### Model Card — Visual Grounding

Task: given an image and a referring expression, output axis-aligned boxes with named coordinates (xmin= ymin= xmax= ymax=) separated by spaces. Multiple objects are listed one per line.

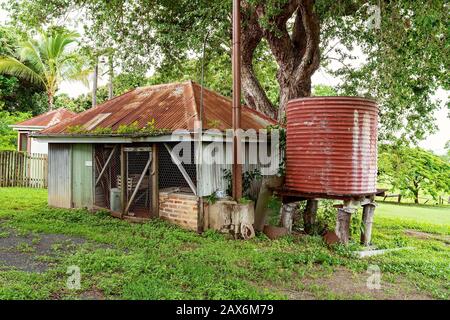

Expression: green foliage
xmin=205 ymin=193 xmax=218 ymax=205
xmin=238 ymin=197 xmax=252 ymax=205
xmin=0 ymin=27 xmax=46 ymax=115
xmin=312 ymin=85 xmax=338 ymax=97
xmin=378 ymin=144 xmax=450 ymax=203
xmin=0 ymin=188 xmax=448 ymax=299
xmin=223 ymin=168 xmax=232 ymax=196
xmin=66 ymin=125 xmax=86 ymax=134
xmin=116 ymin=121 xmax=140 ymax=135
xmin=267 ymin=195 xmax=282 ymax=226
xmin=3 ymin=0 xmax=448 ymax=139
xmin=324 ymin=0 xmax=449 ymax=141
xmin=90 ymin=126 xmax=113 ymax=135
xmin=222 ymin=168 xmax=262 ymax=200
xmin=0 ymin=110 xmax=31 ymax=150
xmin=66 ymin=119 xmax=169 ymax=136
xmin=267 ymin=124 xmax=286 ymax=176
xmin=0 ymin=27 xmax=89 ymax=110
xmin=243 ymin=168 xmax=262 ymax=193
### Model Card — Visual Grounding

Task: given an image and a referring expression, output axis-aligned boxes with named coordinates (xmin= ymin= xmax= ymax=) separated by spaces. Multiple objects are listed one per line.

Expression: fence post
xmin=397 ymin=195 xmax=402 ymax=203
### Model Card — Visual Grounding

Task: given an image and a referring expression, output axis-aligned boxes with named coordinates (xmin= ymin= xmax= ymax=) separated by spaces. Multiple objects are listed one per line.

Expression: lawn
xmin=376 ymin=202 xmax=450 ymax=229
xmin=0 ymin=188 xmax=449 ymax=300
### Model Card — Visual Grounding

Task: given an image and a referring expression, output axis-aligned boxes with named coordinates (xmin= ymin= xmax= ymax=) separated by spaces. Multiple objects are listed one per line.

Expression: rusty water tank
xmin=285 ymin=97 xmax=378 ymax=195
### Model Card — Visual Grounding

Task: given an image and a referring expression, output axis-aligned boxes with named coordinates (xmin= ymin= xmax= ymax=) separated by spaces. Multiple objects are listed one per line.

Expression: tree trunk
xmin=92 ymin=59 xmax=98 ymax=108
xmin=240 ymin=2 xmax=277 ymax=119
xmin=280 ymin=202 xmax=297 ymax=232
xmin=108 ymin=54 xmax=114 ymax=100
xmin=239 ymin=0 xmax=320 ymax=121
xmin=47 ymin=92 xmax=54 ymax=111
xmin=360 ymin=203 xmax=376 ymax=246
xmin=278 ymin=75 xmax=313 ymax=122
xmin=303 ymin=199 xmax=318 ymax=234
xmin=241 ymin=64 xmax=277 ymax=118
xmin=336 ymin=208 xmax=351 ymax=245
xmin=413 ymin=187 xmax=419 ymax=204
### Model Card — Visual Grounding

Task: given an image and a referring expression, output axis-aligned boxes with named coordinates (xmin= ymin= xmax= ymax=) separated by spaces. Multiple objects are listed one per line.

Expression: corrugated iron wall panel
xmin=71 ymin=144 xmax=93 ymax=208
xmin=48 ymin=144 xmax=72 ymax=208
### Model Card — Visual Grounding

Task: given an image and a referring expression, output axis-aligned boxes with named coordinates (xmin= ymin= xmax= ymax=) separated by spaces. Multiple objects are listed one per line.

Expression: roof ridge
xmin=185 ymin=80 xmax=200 ymax=125
xmin=190 ymin=81 xmax=277 ymax=124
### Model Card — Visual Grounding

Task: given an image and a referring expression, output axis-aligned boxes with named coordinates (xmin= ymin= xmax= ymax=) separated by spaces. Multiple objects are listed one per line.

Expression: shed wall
xmin=197 ymin=141 xmax=280 ymax=197
xmin=72 ymin=144 xmax=93 ymax=208
xmin=48 ymin=143 xmax=72 ymax=208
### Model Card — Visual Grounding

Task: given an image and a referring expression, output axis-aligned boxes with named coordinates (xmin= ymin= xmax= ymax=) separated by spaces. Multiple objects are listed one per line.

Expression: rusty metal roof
xmin=13 ymin=108 xmax=76 ymax=128
xmin=39 ymin=81 xmax=276 ymax=135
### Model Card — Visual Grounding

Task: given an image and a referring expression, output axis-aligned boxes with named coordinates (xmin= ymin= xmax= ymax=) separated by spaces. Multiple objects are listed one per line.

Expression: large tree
xmin=4 ymin=0 xmax=448 ymax=139
xmin=378 ymin=144 xmax=450 ymax=204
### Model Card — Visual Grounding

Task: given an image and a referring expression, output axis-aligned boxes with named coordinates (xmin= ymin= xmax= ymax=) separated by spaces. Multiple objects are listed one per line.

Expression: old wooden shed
xmin=35 ymin=81 xmax=279 ymax=231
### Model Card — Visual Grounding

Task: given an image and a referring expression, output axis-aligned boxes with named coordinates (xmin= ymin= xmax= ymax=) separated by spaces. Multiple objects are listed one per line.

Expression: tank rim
xmin=288 ymin=96 xmax=377 ymax=104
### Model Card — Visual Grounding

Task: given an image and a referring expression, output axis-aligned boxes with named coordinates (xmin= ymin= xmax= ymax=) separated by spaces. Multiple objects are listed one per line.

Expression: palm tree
xmin=0 ymin=29 xmax=89 ymax=110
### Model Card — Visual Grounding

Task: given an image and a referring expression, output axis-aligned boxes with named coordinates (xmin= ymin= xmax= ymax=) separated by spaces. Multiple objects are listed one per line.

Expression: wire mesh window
xmin=126 ymin=149 xmax=152 ymax=217
xmin=159 ymin=142 xmax=197 ymax=194
xmin=94 ymin=144 xmax=121 ymax=209
xmin=94 ymin=142 xmax=197 ymax=217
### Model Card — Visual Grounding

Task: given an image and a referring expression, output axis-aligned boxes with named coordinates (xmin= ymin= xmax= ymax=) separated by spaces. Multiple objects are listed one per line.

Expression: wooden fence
xmin=380 ymin=193 xmax=450 ymax=205
xmin=0 ymin=151 xmax=48 ymax=188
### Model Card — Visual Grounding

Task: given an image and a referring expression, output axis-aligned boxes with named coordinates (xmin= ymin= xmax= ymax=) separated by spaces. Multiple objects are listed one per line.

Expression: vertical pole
xmin=120 ymin=145 xmax=127 ymax=218
xmin=151 ymin=143 xmax=159 ymax=218
xmin=303 ymin=199 xmax=318 ymax=234
xmin=336 ymin=201 xmax=354 ymax=245
xmin=92 ymin=56 xmax=98 ymax=108
xmin=232 ymin=0 xmax=242 ymax=201
xmin=361 ymin=203 xmax=376 ymax=246
xmin=108 ymin=54 xmax=114 ymax=100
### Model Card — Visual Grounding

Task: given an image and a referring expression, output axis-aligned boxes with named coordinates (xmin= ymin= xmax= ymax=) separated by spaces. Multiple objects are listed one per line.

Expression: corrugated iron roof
xmin=39 ymin=81 xmax=277 ymax=135
xmin=14 ymin=108 xmax=76 ymax=128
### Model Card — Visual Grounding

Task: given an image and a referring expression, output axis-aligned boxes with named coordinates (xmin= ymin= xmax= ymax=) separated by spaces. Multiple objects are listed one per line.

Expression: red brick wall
xmin=159 ymin=191 xmax=198 ymax=231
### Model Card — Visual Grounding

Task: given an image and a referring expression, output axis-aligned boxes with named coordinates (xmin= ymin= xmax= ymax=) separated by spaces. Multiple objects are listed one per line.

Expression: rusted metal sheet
xmin=285 ymin=97 xmax=378 ymax=195
xmin=71 ymin=144 xmax=93 ymax=208
xmin=13 ymin=109 xmax=76 ymax=127
xmin=48 ymin=143 xmax=72 ymax=208
xmin=40 ymin=81 xmax=276 ymax=135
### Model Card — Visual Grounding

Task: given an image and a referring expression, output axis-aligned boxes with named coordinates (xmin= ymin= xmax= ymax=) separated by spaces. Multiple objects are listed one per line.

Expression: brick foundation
xmin=159 ymin=190 xmax=198 ymax=231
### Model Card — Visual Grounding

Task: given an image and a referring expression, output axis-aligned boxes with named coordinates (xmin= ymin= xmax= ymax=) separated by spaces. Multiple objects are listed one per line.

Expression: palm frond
xmin=0 ymin=56 xmax=45 ymax=87
xmin=17 ymin=40 xmax=46 ymax=75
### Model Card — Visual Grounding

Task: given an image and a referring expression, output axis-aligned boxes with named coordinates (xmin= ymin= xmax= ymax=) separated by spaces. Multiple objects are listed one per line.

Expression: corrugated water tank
xmin=285 ymin=97 xmax=378 ymax=195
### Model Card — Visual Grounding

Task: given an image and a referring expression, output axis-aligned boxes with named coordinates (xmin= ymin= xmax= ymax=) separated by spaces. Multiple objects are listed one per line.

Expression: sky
xmin=1 ymin=2 xmax=449 ymax=155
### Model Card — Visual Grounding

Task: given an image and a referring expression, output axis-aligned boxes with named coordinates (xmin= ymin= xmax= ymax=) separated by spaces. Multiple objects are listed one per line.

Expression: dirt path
xmin=269 ymin=267 xmax=433 ymax=300
xmin=0 ymin=225 xmax=86 ymax=273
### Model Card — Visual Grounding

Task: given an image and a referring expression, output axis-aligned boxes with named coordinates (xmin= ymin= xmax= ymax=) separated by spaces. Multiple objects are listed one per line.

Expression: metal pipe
xmin=200 ymin=30 xmax=210 ymax=127
xmin=232 ymin=0 xmax=243 ymax=201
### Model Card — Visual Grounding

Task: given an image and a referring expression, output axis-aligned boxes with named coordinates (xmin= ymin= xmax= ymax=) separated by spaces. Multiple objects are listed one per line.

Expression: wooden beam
xmin=124 ymin=153 xmax=152 ymax=214
xmin=303 ymin=199 xmax=318 ymax=234
xmin=151 ymin=143 xmax=159 ymax=218
xmin=163 ymin=143 xmax=197 ymax=196
xmin=336 ymin=201 xmax=356 ymax=245
xmin=95 ymin=145 xmax=117 ymax=186
xmin=120 ymin=144 xmax=127 ymax=218
xmin=361 ymin=203 xmax=376 ymax=246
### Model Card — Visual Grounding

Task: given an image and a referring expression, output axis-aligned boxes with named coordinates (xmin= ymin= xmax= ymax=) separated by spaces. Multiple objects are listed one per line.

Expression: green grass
xmin=0 ymin=188 xmax=449 ymax=300
xmin=376 ymin=202 xmax=450 ymax=234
